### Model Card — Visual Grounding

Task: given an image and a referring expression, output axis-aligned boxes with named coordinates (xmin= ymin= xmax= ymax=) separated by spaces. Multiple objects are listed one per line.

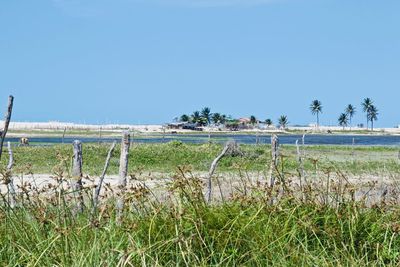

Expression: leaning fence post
xmin=116 ymin=132 xmax=130 ymax=223
xmin=6 ymin=142 xmax=16 ymax=208
xmin=0 ymin=95 xmax=14 ymax=161
xmin=71 ymin=140 xmax=84 ymax=213
xmin=207 ymin=141 xmax=235 ymax=203
xmin=92 ymin=141 xmax=116 ymax=215
xmin=269 ymin=135 xmax=279 ymax=188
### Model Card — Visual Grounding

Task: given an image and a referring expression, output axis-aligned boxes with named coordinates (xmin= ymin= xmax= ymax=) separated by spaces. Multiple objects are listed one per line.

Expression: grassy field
xmin=2 ymin=142 xmax=400 ymax=266
xmin=2 ymin=142 xmax=400 ymax=176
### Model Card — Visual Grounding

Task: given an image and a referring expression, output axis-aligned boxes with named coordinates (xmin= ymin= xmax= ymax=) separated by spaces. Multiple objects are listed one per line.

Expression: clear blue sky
xmin=1 ymin=0 xmax=399 ymax=126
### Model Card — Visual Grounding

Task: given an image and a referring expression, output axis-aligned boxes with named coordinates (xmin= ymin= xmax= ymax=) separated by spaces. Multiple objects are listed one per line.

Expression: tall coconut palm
xmin=362 ymin=98 xmax=373 ymax=130
xmin=278 ymin=115 xmax=288 ymax=130
xmin=220 ymin=114 xmax=227 ymax=125
xmin=180 ymin=114 xmax=190 ymax=122
xmin=310 ymin=100 xmax=323 ymax=128
xmin=212 ymin=113 xmax=221 ymax=124
xmin=345 ymin=104 xmax=356 ymax=129
xmin=192 ymin=111 xmax=200 ymax=124
xmin=250 ymin=115 xmax=257 ymax=126
xmin=368 ymin=105 xmax=378 ymax=131
xmin=265 ymin=119 xmax=273 ymax=128
xmin=338 ymin=113 xmax=349 ymax=130
xmin=201 ymin=107 xmax=211 ymax=125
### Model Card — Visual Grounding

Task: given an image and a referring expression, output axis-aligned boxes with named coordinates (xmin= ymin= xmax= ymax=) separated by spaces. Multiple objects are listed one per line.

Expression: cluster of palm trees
xmin=310 ymin=98 xmax=379 ymax=131
xmin=179 ymin=98 xmax=379 ymax=131
xmin=180 ymin=107 xmax=229 ymax=126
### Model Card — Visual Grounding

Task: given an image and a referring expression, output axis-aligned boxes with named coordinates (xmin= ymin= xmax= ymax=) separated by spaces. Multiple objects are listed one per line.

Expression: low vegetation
xmin=1 ymin=142 xmax=400 ymax=265
xmin=3 ymin=142 xmax=400 ymax=175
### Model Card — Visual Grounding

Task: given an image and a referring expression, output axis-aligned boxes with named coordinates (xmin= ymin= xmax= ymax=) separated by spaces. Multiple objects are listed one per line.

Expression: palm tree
xmin=338 ymin=113 xmax=349 ymax=130
xmin=180 ymin=114 xmax=190 ymax=122
xmin=345 ymin=104 xmax=356 ymax=129
xmin=362 ymin=98 xmax=373 ymax=130
xmin=278 ymin=115 xmax=288 ymax=130
xmin=250 ymin=115 xmax=257 ymax=126
xmin=201 ymin=107 xmax=211 ymax=125
xmin=310 ymin=100 xmax=322 ymax=128
xmin=265 ymin=119 xmax=273 ymax=128
xmin=220 ymin=114 xmax=227 ymax=125
xmin=212 ymin=113 xmax=221 ymax=124
xmin=368 ymin=105 xmax=378 ymax=131
xmin=192 ymin=111 xmax=200 ymax=124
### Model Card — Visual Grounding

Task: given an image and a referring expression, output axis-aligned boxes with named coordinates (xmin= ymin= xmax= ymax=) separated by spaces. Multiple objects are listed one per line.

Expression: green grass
xmin=2 ymin=190 xmax=400 ymax=266
xmin=2 ymin=142 xmax=400 ymax=176
xmin=2 ymin=142 xmax=400 ymax=265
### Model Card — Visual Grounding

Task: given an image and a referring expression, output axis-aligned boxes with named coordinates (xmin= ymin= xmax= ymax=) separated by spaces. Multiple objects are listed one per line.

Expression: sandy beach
xmin=2 ymin=121 xmax=400 ymax=136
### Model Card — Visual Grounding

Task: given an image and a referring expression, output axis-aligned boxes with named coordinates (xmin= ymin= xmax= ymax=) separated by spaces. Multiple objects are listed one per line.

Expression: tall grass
xmin=1 ymin=143 xmax=400 ymax=266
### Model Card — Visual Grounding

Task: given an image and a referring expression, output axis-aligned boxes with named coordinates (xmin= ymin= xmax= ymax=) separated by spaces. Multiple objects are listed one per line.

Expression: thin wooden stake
xmin=206 ymin=141 xmax=234 ymax=203
xmin=0 ymin=95 xmax=14 ymax=161
xmin=92 ymin=141 xmax=116 ymax=214
xmin=269 ymin=135 xmax=279 ymax=187
xmin=99 ymin=126 xmax=102 ymax=144
xmin=71 ymin=140 xmax=84 ymax=213
xmin=6 ymin=142 xmax=16 ymax=208
xmin=62 ymin=127 xmax=67 ymax=144
xmin=116 ymin=132 xmax=130 ymax=223
xmin=296 ymin=139 xmax=305 ymax=190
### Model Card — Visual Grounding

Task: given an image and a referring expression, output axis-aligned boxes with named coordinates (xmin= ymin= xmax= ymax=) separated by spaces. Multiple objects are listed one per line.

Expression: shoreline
xmin=2 ymin=121 xmax=400 ymax=137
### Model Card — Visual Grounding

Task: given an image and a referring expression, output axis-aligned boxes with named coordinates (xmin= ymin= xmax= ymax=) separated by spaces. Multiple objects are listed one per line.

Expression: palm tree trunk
xmin=371 ymin=120 xmax=374 ymax=131
xmin=349 ymin=117 xmax=352 ymax=131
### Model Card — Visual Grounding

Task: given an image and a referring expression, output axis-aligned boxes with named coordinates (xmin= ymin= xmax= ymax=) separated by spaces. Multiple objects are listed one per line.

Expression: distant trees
xmin=212 ymin=113 xmax=222 ymax=124
xmin=180 ymin=114 xmax=190 ymax=122
xmin=362 ymin=98 xmax=379 ymax=131
xmin=310 ymin=100 xmax=322 ymax=128
xmin=278 ymin=115 xmax=288 ymax=129
xmin=201 ymin=107 xmax=211 ymax=125
xmin=179 ymin=108 xmax=228 ymax=126
xmin=192 ymin=111 xmax=201 ymax=124
xmin=362 ymin=98 xmax=373 ymax=130
xmin=345 ymin=104 xmax=356 ymax=129
xmin=176 ymin=99 xmax=381 ymax=132
xmin=338 ymin=113 xmax=349 ymax=130
xmin=368 ymin=105 xmax=379 ymax=131
xmin=265 ymin=119 xmax=273 ymax=128
xmin=250 ymin=115 xmax=257 ymax=126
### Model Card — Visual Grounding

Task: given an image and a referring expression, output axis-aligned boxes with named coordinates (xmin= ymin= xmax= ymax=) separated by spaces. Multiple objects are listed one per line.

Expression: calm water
xmin=5 ymin=134 xmax=400 ymax=146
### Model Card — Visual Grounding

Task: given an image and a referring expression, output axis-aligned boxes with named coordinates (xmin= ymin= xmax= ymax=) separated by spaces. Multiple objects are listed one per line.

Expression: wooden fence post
xmin=99 ymin=126 xmax=102 ymax=144
xmin=269 ymin=135 xmax=279 ymax=187
xmin=6 ymin=142 xmax=16 ymax=208
xmin=71 ymin=140 xmax=84 ymax=213
xmin=0 ymin=95 xmax=14 ymax=161
xmin=92 ymin=141 xmax=116 ymax=215
xmin=207 ymin=141 xmax=235 ymax=203
xmin=62 ymin=127 xmax=67 ymax=144
xmin=116 ymin=132 xmax=130 ymax=223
